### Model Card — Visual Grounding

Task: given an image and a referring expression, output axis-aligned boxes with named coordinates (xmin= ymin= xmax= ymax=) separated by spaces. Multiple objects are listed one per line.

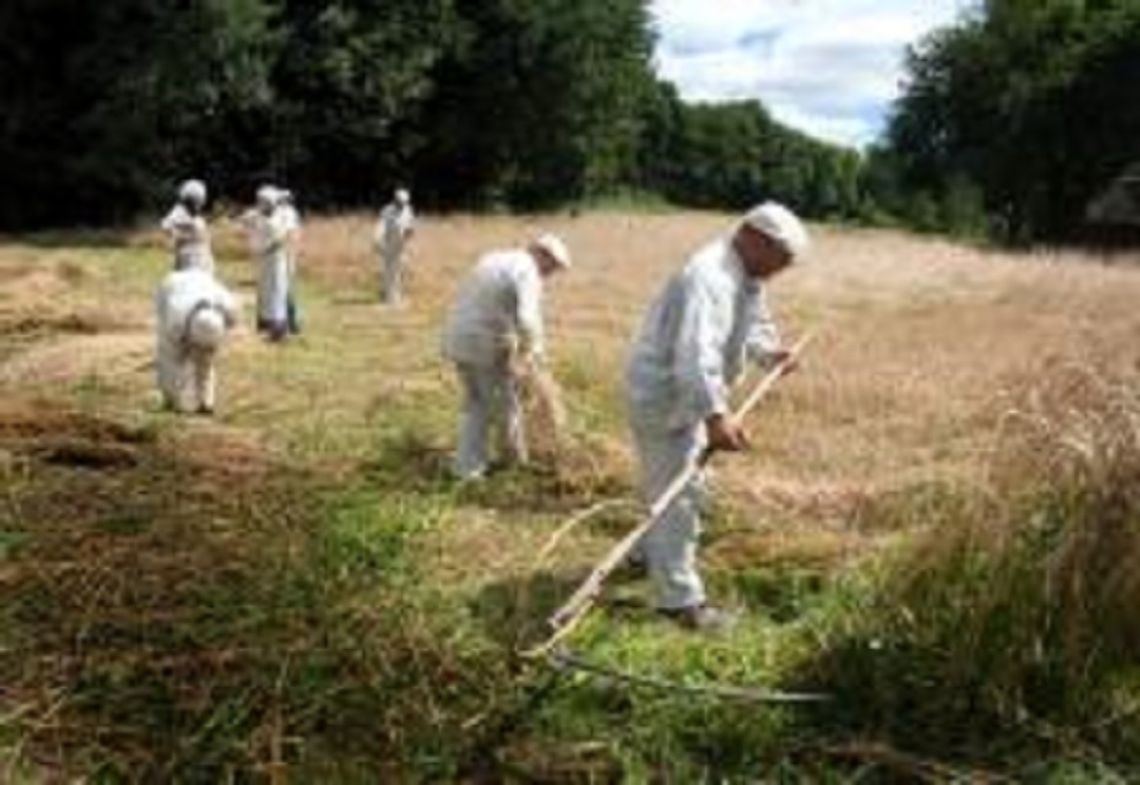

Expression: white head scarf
xmin=256 ymin=185 xmax=279 ymax=209
xmin=178 ymin=179 xmax=207 ymax=207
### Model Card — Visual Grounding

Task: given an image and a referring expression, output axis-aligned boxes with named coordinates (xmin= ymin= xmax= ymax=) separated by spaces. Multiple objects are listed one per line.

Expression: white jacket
xmin=155 ymin=268 xmax=238 ymax=345
xmin=375 ymin=202 xmax=415 ymax=257
xmin=161 ymin=204 xmax=214 ymax=273
xmin=242 ymin=207 xmax=290 ymax=258
xmin=442 ymin=249 xmax=545 ymax=366
xmin=626 ymin=237 xmax=781 ymax=430
xmin=240 ymin=208 xmax=290 ymax=324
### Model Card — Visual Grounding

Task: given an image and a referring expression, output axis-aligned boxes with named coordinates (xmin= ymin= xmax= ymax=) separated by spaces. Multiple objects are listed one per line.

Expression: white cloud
xmin=651 ymin=0 xmax=979 ymax=148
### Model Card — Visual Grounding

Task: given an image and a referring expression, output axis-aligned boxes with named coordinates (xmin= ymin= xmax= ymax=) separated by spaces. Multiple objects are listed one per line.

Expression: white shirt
xmin=375 ymin=202 xmax=415 ymax=255
xmin=241 ymin=207 xmax=290 ymax=258
xmin=442 ymin=249 xmax=545 ymax=366
xmin=160 ymin=204 xmax=213 ymax=272
xmin=626 ymin=237 xmax=781 ymax=430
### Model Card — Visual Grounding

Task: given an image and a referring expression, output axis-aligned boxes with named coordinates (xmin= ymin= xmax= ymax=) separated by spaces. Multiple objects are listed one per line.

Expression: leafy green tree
xmin=414 ymin=0 xmax=654 ymax=208
xmin=644 ymin=98 xmax=866 ymax=219
xmin=0 ymin=0 xmax=870 ymax=228
xmin=882 ymin=0 xmax=1140 ymax=243
xmin=0 ymin=0 xmax=277 ymax=228
xmin=270 ymin=0 xmax=461 ymax=205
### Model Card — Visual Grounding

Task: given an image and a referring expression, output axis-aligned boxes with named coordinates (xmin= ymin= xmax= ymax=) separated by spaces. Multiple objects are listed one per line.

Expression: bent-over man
xmin=154 ymin=267 xmax=238 ymax=415
xmin=442 ymin=233 xmax=571 ymax=479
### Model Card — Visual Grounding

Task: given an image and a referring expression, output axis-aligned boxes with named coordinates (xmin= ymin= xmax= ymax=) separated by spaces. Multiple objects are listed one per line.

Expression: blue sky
xmin=651 ymin=0 xmax=978 ymax=149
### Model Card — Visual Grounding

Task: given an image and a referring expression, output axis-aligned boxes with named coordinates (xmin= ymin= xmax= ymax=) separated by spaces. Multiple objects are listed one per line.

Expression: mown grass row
xmin=4 ymin=236 xmax=1140 ymax=781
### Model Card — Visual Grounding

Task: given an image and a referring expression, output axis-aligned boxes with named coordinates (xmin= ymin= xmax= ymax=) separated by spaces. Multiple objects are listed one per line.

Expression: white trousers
xmin=453 ymin=361 xmax=527 ymax=478
xmin=381 ymin=248 xmax=404 ymax=304
xmin=630 ymin=413 xmax=708 ymax=610
xmin=258 ymin=251 xmax=289 ymax=328
xmin=156 ymin=335 xmax=217 ymax=412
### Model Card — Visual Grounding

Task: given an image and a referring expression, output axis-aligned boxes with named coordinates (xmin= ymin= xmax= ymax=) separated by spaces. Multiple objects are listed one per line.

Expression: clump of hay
xmin=0 ymin=400 xmax=154 ymax=468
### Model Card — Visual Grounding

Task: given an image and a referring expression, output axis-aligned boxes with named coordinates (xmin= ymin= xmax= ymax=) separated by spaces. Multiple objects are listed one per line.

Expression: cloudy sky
xmin=651 ymin=0 xmax=978 ymax=149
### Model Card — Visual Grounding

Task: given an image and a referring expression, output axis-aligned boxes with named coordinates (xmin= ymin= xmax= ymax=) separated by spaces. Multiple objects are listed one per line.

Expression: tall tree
xmin=643 ymin=97 xmax=865 ymax=219
xmin=414 ymin=0 xmax=655 ymax=208
xmin=0 ymin=0 xmax=277 ymax=228
xmin=0 ymin=0 xmax=868 ymax=229
xmin=884 ymin=0 xmax=1140 ymax=243
xmin=270 ymin=0 xmax=461 ymax=206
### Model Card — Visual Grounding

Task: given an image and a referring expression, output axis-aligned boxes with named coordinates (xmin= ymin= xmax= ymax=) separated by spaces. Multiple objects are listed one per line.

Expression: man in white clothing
xmin=442 ymin=233 xmax=571 ymax=479
xmin=278 ymin=189 xmax=303 ymax=334
xmin=241 ymin=185 xmax=291 ymax=341
xmin=154 ymin=268 xmax=239 ymax=415
xmin=161 ymin=179 xmax=214 ymax=274
xmin=625 ymin=202 xmax=809 ymax=631
xmin=375 ymin=188 xmax=416 ymax=304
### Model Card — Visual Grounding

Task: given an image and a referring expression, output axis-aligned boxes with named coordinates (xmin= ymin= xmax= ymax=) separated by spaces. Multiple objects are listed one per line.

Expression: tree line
xmin=871 ymin=0 xmax=1140 ymax=245
xmin=2 ymin=0 xmax=1136 ymax=245
xmin=0 ymin=0 xmax=863 ymax=230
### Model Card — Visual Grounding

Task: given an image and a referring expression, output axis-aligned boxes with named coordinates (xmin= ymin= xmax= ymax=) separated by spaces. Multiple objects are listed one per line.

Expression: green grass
xmin=3 ymin=236 xmax=1140 ymax=781
xmin=566 ymin=189 xmax=679 ymax=214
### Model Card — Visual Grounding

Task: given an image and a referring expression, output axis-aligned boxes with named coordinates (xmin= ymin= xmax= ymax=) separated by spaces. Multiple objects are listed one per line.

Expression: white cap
xmin=742 ymin=201 xmax=810 ymax=261
xmin=531 ymin=232 xmax=571 ymax=269
xmin=395 ymin=188 xmax=411 ymax=205
xmin=187 ymin=308 xmax=226 ymax=351
xmin=178 ymin=179 xmax=207 ymax=206
xmin=256 ymin=185 xmax=279 ymax=208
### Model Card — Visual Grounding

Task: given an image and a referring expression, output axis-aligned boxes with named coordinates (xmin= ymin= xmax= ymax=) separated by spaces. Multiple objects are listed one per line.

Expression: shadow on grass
xmin=712 ymin=565 xmax=828 ymax=624
xmin=783 ymin=576 xmax=1140 ymax=778
xmin=784 ymin=634 xmax=1044 ymax=780
xmin=360 ymin=428 xmax=455 ymax=493
xmin=362 ymin=428 xmax=633 ymax=516
xmin=459 ymin=462 xmax=632 ymax=516
xmin=470 ymin=569 xmax=589 ymax=653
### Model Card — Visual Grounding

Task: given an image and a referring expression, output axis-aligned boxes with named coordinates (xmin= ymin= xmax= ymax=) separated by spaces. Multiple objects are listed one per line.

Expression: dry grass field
xmin=287 ymin=211 xmax=1140 ymax=570
xmin=2 ymin=210 xmax=1140 ymax=780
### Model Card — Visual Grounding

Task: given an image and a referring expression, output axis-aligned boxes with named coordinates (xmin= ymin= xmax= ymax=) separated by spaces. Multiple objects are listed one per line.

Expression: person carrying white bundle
xmin=375 ymin=188 xmax=416 ymax=304
xmin=625 ymin=201 xmax=809 ymax=631
xmin=154 ymin=268 xmax=238 ymax=415
xmin=241 ymin=185 xmax=292 ymax=341
xmin=160 ymin=179 xmax=214 ymax=274
xmin=442 ymin=233 xmax=572 ymax=479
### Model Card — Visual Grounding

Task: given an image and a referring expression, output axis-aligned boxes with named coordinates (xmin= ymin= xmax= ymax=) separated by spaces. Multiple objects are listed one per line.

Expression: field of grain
xmin=2 ymin=211 xmax=1139 ymax=780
